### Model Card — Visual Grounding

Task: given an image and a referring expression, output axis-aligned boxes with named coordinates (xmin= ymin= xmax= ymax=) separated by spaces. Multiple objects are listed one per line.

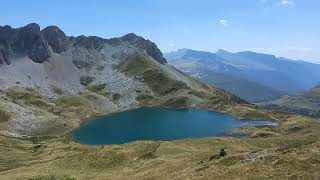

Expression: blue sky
xmin=1 ymin=0 xmax=319 ymax=62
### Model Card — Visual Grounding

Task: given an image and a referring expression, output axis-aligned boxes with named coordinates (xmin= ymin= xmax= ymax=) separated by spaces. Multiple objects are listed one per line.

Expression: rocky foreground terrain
xmin=0 ymin=24 xmax=319 ymax=179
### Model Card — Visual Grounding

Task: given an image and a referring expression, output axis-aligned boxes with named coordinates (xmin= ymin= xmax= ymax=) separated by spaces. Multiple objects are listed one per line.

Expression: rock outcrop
xmin=0 ymin=46 xmax=10 ymax=65
xmin=28 ymin=35 xmax=51 ymax=63
xmin=73 ymin=35 xmax=105 ymax=50
xmin=41 ymin=26 xmax=69 ymax=53
xmin=0 ymin=23 xmax=51 ymax=63
xmin=0 ymin=25 xmax=17 ymax=65
xmin=0 ymin=23 xmax=167 ymax=65
xmin=120 ymin=33 xmax=167 ymax=64
xmin=16 ymin=23 xmax=52 ymax=62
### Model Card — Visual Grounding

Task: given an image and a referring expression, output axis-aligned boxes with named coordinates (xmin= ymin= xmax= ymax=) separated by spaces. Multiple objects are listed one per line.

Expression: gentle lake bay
xmin=72 ymin=108 xmax=277 ymax=145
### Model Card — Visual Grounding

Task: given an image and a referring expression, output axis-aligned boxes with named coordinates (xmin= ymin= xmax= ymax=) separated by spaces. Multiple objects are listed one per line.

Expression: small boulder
xmin=220 ymin=148 xmax=227 ymax=157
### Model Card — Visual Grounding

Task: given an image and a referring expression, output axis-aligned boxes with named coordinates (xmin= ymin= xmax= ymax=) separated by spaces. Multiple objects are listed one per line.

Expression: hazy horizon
xmin=1 ymin=0 xmax=319 ymax=63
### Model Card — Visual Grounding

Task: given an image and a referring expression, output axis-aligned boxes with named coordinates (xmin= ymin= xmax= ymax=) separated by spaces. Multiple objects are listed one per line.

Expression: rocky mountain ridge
xmin=0 ymin=23 xmax=166 ymax=65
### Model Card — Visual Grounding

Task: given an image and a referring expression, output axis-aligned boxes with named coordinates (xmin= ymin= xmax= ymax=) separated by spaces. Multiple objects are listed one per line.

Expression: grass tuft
xmin=118 ymin=53 xmax=189 ymax=95
xmin=80 ymin=76 xmax=95 ymax=86
xmin=88 ymin=83 xmax=109 ymax=96
xmin=0 ymin=108 xmax=10 ymax=122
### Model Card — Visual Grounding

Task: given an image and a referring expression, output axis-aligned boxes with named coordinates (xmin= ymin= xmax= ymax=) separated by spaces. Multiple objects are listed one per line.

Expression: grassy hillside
xmin=260 ymin=86 xmax=320 ymax=118
xmin=0 ymin=108 xmax=10 ymax=123
xmin=198 ymin=70 xmax=284 ymax=102
xmin=0 ymin=114 xmax=320 ymax=179
xmin=116 ymin=53 xmax=252 ymax=112
xmin=117 ymin=54 xmax=189 ymax=95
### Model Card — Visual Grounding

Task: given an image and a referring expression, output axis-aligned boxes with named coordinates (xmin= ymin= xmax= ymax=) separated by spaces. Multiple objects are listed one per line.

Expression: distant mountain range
xmin=165 ymin=49 xmax=320 ymax=102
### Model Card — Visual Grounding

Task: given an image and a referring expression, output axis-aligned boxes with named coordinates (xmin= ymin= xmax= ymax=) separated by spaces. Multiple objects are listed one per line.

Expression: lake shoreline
xmin=71 ymin=107 xmax=279 ymax=146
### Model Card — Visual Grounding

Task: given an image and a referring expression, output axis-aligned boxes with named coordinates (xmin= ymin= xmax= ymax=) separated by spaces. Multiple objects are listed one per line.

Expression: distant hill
xmin=260 ymin=85 xmax=320 ymax=118
xmin=165 ymin=49 xmax=320 ymax=102
xmin=197 ymin=70 xmax=284 ymax=102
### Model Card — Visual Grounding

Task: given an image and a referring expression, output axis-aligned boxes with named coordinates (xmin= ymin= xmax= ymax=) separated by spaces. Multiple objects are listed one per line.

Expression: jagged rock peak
xmin=120 ymin=33 xmax=167 ymax=64
xmin=17 ymin=23 xmax=41 ymax=50
xmin=41 ymin=26 xmax=69 ymax=53
xmin=0 ymin=23 xmax=71 ymax=63
xmin=121 ymin=33 xmax=142 ymax=41
xmin=73 ymin=35 xmax=105 ymax=50
xmin=0 ymin=23 xmax=167 ymax=65
xmin=19 ymin=23 xmax=41 ymax=35
xmin=0 ymin=23 xmax=51 ymax=63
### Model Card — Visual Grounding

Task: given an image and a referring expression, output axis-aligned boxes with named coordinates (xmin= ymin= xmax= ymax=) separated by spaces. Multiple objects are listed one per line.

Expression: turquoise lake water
xmin=72 ymin=108 xmax=277 ymax=145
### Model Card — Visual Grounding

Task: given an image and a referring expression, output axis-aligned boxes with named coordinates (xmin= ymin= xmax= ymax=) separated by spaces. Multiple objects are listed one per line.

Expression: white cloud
xmin=252 ymin=48 xmax=266 ymax=51
xmin=251 ymin=47 xmax=276 ymax=53
xmin=280 ymin=0 xmax=294 ymax=6
xmin=287 ymin=46 xmax=313 ymax=52
xmin=219 ymin=19 xmax=229 ymax=27
xmin=260 ymin=0 xmax=294 ymax=7
xmin=169 ymin=43 xmax=175 ymax=47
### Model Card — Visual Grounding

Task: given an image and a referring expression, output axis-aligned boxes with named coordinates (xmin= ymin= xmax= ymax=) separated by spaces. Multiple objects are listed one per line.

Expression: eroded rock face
xmin=28 ymin=35 xmax=51 ymax=63
xmin=121 ymin=33 xmax=167 ymax=64
xmin=0 ymin=47 xmax=10 ymax=65
xmin=0 ymin=23 xmax=167 ymax=65
xmin=0 ymin=25 xmax=17 ymax=65
xmin=0 ymin=23 xmax=52 ymax=63
xmin=41 ymin=26 xmax=69 ymax=53
xmin=0 ymin=50 xmax=5 ymax=64
xmin=73 ymin=35 xmax=105 ymax=50
xmin=17 ymin=23 xmax=41 ymax=50
xmin=18 ymin=24 xmax=52 ymax=63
